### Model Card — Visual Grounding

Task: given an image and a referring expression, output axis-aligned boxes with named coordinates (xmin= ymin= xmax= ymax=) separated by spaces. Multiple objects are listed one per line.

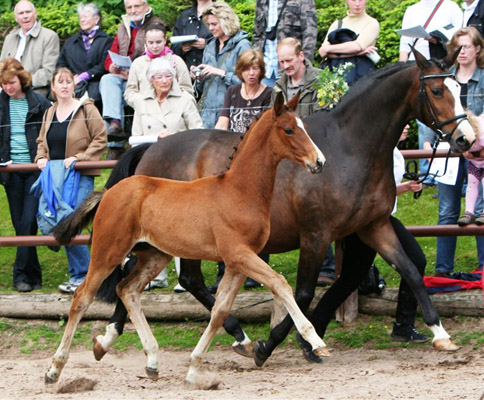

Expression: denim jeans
xmin=99 ymin=73 xmax=126 ymax=149
xmin=417 ymin=120 xmax=436 ymax=185
xmin=436 ymin=158 xmax=484 ymax=274
xmin=262 ymin=71 xmax=278 ymax=88
xmin=4 ymin=171 xmax=42 ymax=286
xmin=64 ymin=175 xmax=94 ymax=282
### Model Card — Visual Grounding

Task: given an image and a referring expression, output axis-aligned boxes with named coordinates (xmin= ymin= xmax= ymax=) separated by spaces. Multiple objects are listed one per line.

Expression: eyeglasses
xmin=152 ymin=74 xmax=174 ymax=81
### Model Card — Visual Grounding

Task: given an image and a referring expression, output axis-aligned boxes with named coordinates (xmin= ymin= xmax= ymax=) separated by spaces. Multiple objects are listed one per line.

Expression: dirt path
xmin=1 ymin=340 xmax=483 ymax=399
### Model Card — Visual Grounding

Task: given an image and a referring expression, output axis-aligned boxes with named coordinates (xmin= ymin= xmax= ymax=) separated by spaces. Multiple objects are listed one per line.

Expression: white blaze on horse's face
xmin=296 ymin=116 xmax=326 ymax=172
xmin=444 ymin=77 xmax=476 ymax=145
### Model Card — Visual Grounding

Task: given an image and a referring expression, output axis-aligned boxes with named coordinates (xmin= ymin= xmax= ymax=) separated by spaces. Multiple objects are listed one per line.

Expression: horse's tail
xmin=105 ymin=143 xmax=151 ymax=189
xmin=53 ymin=191 xmax=104 ymax=245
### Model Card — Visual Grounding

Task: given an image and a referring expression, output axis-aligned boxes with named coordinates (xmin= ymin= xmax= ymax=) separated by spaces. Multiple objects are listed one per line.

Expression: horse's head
xmin=414 ymin=48 xmax=475 ymax=153
xmin=272 ymin=92 xmax=325 ymax=173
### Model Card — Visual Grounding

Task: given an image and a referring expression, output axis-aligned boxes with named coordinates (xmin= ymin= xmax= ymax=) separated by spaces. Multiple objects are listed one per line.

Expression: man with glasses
xmin=100 ymin=0 xmax=165 ymax=160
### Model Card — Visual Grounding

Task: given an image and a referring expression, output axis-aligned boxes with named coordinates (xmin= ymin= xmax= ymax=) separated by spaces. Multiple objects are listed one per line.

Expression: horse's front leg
xmin=178 ymin=258 xmax=253 ymax=357
xmin=361 ymin=220 xmax=459 ymax=351
xmin=185 ymin=267 xmax=246 ymax=386
xmin=254 ymin=236 xmax=328 ymax=367
xmin=117 ymin=248 xmax=173 ymax=380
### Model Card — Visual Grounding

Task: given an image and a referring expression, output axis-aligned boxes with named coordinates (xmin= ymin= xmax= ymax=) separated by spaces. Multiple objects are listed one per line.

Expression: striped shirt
xmin=9 ymin=97 xmax=31 ymax=163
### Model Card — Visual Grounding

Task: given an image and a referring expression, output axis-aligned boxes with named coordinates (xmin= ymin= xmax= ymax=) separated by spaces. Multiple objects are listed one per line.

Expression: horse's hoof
xmin=254 ymin=340 xmax=270 ymax=367
xmin=145 ymin=367 xmax=159 ymax=381
xmin=92 ymin=337 xmax=108 ymax=361
xmin=232 ymin=342 xmax=255 ymax=358
xmin=433 ymin=338 xmax=460 ymax=352
xmin=301 ymin=348 xmax=323 ymax=363
xmin=313 ymin=346 xmax=331 ymax=357
xmin=45 ymin=371 xmax=58 ymax=384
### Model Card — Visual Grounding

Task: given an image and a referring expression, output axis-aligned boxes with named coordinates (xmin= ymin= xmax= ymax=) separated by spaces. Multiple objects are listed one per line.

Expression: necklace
xmin=244 ymin=83 xmax=261 ymax=106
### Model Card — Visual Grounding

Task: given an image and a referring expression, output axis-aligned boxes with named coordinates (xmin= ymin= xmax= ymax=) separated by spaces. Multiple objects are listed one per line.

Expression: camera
xmin=192 ymin=66 xmax=204 ymax=78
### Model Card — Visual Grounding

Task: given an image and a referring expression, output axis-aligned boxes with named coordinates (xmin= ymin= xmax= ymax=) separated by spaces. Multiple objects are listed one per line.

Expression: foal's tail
xmin=53 ymin=191 xmax=104 ymax=245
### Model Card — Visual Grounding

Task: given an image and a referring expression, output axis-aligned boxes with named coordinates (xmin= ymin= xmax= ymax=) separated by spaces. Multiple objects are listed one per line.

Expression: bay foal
xmin=46 ymin=93 xmax=326 ymax=386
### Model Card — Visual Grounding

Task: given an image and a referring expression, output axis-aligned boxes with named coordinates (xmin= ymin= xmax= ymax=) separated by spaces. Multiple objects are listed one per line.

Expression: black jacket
xmin=0 ymin=88 xmax=51 ymax=185
xmin=56 ymin=29 xmax=113 ymax=101
xmin=171 ymin=7 xmax=213 ymax=70
xmin=467 ymin=0 xmax=484 ymax=37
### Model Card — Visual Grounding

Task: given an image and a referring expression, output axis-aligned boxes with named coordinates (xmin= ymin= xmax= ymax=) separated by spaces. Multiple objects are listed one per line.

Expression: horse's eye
xmin=284 ymin=128 xmax=294 ymax=136
xmin=431 ymin=88 xmax=443 ymax=97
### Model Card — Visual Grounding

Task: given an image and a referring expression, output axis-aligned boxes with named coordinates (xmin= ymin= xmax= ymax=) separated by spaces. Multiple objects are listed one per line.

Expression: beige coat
xmin=124 ymin=53 xmax=193 ymax=108
xmin=132 ymin=80 xmax=203 ymax=137
xmin=1 ymin=21 xmax=59 ymax=95
xmin=35 ymin=98 xmax=107 ymax=175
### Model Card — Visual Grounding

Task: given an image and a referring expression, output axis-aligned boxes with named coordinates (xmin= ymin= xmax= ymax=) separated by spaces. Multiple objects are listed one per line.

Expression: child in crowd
xmin=458 ymin=113 xmax=484 ymax=226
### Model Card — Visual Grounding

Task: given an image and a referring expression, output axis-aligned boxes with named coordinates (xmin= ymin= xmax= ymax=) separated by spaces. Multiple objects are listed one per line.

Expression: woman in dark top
xmin=0 ymin=58 xmax=51 ymax=292
xmin=56 ymin=3 xmax=112 ymax=109
xmin=171 ymin=0 xmax=214 ymax=71
xmin=215 ymin=49 xmax=272 ymax=133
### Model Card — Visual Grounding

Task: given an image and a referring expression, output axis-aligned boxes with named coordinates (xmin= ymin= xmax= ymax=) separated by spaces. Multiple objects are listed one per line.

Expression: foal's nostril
xmin=455 ymin=136 xmax=468 ymax=148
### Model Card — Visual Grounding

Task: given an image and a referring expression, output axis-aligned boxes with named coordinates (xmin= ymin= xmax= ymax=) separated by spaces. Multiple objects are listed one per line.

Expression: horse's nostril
xmin=455 ymin=136 xmax=467 ymax=147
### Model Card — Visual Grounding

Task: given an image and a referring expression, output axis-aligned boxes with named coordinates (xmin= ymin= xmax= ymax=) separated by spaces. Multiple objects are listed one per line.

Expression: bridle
xmin=418 ymin=71 xmax=467 ymax=141
xmin=414 ymin=70 xmax=468 ymax=185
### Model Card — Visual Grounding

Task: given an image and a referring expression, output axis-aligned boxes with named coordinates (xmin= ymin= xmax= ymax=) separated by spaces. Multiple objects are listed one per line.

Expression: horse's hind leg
xmin=117 ymin=246 xmax=172 ymax=380
xmin=360 ymin=221 xmax=459 ymax=351
xmin=185 ymin=268 xmax=246 ymax=386
xmin=178 ymin=258 xmax=253 ymax=357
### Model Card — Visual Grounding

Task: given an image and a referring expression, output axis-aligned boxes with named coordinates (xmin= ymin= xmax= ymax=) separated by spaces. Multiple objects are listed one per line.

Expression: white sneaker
xmin=144 ymin=279 xmax=168 ymax=291
xmin=58 ymin=281 xmax=81 ymax=294
xmin=174 ymin=283 xmax=186 ymax=293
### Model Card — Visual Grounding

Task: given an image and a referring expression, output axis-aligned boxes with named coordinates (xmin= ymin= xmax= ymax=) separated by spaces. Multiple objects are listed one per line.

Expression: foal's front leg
xmin=185 ymin=267 xmax=246 ymax=386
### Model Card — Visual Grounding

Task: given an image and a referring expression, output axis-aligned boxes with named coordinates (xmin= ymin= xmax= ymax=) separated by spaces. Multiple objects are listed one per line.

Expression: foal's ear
xmin=273 ymin=91 xmax=285 ymax=117
xmin=412 ymin=47 xmax=431 ymax=70
xmin=286 ymin=91 xmax=300 ymax=112
xmin=443 ymin=46 xmax=461 ymax=68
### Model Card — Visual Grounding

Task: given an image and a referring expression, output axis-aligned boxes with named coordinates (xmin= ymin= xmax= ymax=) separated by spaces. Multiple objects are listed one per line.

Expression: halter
xmin=414 ymin=71 xmax=466 ymax=185
xmin=418 ymin=71 xmax=467 ymax=141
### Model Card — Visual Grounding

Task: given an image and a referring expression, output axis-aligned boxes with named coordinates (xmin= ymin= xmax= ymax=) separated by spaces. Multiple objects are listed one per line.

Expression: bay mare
xmin=69 ymin=50 xmax=473 ymax=370
xmin=47 ymin=94 xmax=326 ymax=386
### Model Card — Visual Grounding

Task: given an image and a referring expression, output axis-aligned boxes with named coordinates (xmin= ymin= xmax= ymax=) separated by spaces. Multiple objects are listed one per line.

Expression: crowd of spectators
xmin=0 ymin=0 xmax=483 ymax=336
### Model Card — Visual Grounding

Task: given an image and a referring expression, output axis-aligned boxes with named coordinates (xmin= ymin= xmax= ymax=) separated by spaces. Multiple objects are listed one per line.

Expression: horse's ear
xmin=412 ymin=46 xmax=431 ymax=70
xmin=286 ymin=91 xmax=300 ymax=112
xmin=443 ymin=46 xmax=461 ymax=68
xmin=273 ymin=91 xmax=285 ymax=117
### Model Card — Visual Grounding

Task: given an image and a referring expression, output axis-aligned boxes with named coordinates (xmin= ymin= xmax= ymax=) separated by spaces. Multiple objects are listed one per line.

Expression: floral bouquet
xmin=315 ymin=63 xmax=353 ymax=109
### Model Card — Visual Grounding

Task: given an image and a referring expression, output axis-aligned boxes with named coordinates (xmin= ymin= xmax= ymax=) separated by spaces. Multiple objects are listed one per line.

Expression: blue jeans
xmin=64 ymin=175 xmax=94 ymax=282
xmin=4 ymin=171 xmax=42 ymax=286
xmin=436 ymin=158 xmax=484 ymax=274
xmin=262 ymin=71 xmax=278 ymax=88
xmin=99 ymin=73 xmax=126 ymax=149
xmin=417 ymin=120 xmax=436 ymax=185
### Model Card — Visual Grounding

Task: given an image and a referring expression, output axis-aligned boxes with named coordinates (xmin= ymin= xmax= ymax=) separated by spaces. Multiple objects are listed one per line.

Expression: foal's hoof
xmin=145 ymin=367 xmax=159 ymax=381
xmin=92 ymin=337 xmax=108 ymax=361
xmin=45 ymin=371 xmax=59 ymax=385
xmin=254 ymin=340 xmax=270 ymax=367
xmin=433 ymin=338 xmax=460 ymax=352
xmin=313 ymin=346 xmax=331 ymax=358
xmin=232 ymin=342 xmax=255 ymax=358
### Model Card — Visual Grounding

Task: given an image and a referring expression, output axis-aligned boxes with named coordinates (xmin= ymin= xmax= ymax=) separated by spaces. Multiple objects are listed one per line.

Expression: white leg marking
xmin=96 ymin=323 xmax=119 ymax=352
xmin=429 ymin=322 xmax=451 ymax=342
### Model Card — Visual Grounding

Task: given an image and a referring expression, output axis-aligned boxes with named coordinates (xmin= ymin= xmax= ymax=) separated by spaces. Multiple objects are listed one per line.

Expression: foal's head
xmin=413 ymin=48 xmax=475 ymax=153
xmin=271 ymin=92 xmax=325 ymax=173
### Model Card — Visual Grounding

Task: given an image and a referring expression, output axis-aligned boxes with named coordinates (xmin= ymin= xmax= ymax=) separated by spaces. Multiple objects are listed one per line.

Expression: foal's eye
xmin=431 ymin=88 xmax=443 ymax=97
xmin=284 ymin=128 xmax=294 ymax=136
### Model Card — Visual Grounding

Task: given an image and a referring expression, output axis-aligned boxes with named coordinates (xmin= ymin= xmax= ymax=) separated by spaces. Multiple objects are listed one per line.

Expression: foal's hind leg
xmin=117 ymin=247 xmax=173 ymax=380
xmin=45 ymin=258 xmax=126 ymax=384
